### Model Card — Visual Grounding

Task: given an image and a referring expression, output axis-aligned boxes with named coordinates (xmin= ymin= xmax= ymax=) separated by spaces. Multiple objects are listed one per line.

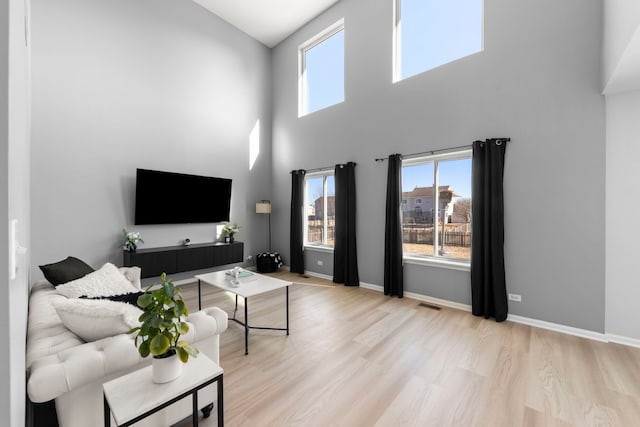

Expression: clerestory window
xmin=393 ymin=0 xmax=484 ymax=82
xmin=299 ymin=20 xmax=345 ymax=116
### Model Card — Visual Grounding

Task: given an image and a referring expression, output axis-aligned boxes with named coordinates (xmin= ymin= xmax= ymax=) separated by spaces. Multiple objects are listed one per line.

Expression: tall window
xmin=299 ymin=20 xmax=345 ymax=116
xmin=394 ymin=0 xmax=483 ymax=81
xmin=402 ymin=150 xmax=472 ymax=262
xmin=304 ymin=171 xmax=335 ymax=248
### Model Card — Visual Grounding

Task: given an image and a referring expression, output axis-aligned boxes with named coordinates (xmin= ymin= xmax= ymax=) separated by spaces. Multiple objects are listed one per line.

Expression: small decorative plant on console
xmin=128 ymin=273 xmax=199 ymax=383
xmin=122 ymin=228 xmax=144 ymax=252
xmin=222 ymin=223 xmax=240 ymax=243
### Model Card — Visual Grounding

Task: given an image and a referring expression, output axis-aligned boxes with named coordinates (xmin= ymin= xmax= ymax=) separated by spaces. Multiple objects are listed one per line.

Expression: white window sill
xmin=403 ymin=255 xmax=470 ymax=272
xmin=304 ymin=245 xmax=334 ymax=254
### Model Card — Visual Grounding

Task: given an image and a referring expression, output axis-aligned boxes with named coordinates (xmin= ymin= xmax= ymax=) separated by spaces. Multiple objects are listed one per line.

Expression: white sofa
xmin=26 ymin=267 xmax=228 ymax=427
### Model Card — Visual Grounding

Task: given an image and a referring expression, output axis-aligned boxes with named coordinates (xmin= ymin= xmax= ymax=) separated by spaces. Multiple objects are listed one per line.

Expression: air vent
xmin=418 ymin=302 xmax=442 ymax=311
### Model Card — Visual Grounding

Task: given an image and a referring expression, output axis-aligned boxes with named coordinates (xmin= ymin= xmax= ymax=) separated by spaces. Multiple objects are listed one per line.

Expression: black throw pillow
xmin=39 ymin=256 xmax=95 ymax=286
xmin=80 ymin=291 xmax=145 ymax=308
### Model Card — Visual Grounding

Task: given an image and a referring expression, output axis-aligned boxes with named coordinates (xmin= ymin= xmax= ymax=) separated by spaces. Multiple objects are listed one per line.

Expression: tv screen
xmin=134 ymin=168 xmax=232 ymax=225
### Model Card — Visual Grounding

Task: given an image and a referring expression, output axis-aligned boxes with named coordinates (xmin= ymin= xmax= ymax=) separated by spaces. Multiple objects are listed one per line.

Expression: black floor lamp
xmin=256 ymin=200 xmax=272 ymax=252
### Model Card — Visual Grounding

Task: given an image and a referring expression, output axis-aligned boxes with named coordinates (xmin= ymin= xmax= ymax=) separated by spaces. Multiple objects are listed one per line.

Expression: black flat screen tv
xmin=134 ymin=168 xmax=232 ymax=225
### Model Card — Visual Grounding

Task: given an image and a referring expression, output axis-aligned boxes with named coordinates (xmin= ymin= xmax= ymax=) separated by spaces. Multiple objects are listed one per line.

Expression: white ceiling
xmin=192 ymin=0 xmax=341 ymax=48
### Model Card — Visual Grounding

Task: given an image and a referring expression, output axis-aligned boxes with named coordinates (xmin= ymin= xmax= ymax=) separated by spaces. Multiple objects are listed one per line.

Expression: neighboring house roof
xmin=402 ymin=186 xmax=461 ymax=199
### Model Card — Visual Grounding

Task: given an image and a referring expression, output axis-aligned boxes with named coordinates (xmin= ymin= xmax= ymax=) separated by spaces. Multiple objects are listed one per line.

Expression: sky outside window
xmin=438 ymin=158 xmax=472 ymax=198
xmin=399 ymin=0 xmax=483 ymax=80
xmin=304 ymin=29 xmax=345 ymax=114
xmin=306 ymin=175 xmax=335 ymax=203
xmin=402 ymin=163 xmax=434 ymax=192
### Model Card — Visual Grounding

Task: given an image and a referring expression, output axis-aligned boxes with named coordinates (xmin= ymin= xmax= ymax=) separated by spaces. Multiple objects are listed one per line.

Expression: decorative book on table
xmin=225 ymin=270 xmax=253 ymax=278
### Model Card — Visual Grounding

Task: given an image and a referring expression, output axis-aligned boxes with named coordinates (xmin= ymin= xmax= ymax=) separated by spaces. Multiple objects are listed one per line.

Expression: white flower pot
xmin=152 ymin=353 xmax=183 ymax=383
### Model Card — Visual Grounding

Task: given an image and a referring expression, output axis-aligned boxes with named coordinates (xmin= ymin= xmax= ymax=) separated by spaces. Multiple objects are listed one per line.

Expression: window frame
xmin=402 ymin=149 xmax=472 ymax=271
xmin=392 ymin=0 xmax=402 ymax=83
xmin=298 ymin=19 xmax=345 ymax=117
xmin=304 ymin=169 xmax=335 ymax=251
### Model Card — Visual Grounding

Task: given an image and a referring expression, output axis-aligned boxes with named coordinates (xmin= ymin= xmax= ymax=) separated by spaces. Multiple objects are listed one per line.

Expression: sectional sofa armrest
xmin=27 ymin=306 xmax=228 ymax=403
xmin=27 ymin=334 xmax=143 ymax=403
xmin=183 ymin=306 xmax=228 ymax=341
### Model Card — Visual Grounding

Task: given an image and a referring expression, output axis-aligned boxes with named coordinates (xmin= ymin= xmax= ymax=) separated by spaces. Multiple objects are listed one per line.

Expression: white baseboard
xmin=606 ymin=333 xmax=640 ymax=348
xmin=288 ymin=267 xmax=637 ymax=348
xmin=404 ymin=291 xmax=473 ymax=313
xmin=506 ymin=314 xmax=608 ymax=343
xmin=303 ymin=270 xmax=333 ymax=281
xmin=359 ymin=282 xmax=475 ymax=313
xmin=360 ymin=282 xmax=612 ymax=343
xmin=358 ymin=281 xmax=383 ymax=292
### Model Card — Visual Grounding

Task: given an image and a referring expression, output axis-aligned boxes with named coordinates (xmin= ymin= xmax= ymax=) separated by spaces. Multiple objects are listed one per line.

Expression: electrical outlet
xmin=508 ymin=293 xmax=522 ymax=302
xmin=317 ymin=260 xmax=323 ymax=266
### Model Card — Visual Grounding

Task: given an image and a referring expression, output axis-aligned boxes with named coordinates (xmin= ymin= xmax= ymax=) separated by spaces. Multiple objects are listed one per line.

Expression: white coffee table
xmin=103 ymin=353 xmax=223 ymax=426
xmin=195 ymin=269 xmax=291 ymax=355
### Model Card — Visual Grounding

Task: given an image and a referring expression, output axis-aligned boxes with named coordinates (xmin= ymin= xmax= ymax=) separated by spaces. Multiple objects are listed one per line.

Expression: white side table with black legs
xmin=103 ymin=354 xmax=223 ymax=427
xmin=195 ymin=269 xmax=291 ymax=355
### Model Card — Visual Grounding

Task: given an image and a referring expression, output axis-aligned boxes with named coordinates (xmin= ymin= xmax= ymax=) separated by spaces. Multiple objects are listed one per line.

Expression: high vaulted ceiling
xmin=192 ymin=0 xmax=340 ymax=48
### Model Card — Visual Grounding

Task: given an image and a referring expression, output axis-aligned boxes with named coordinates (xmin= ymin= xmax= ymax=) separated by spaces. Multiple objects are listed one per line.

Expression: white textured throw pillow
xmin=51 ymin=295 xmax=142 ymax=342
xmin=56 ymin=262 xmax=138 ymax=298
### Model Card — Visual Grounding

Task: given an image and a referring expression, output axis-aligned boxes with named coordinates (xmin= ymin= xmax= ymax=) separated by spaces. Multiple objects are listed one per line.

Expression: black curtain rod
xmin=374 ymin=138 xmax=510 ymax=162
xmin=302 ymin=162 xmax=357 ymax=174
xmin=304 ymin=166 xmax=332 ymax=173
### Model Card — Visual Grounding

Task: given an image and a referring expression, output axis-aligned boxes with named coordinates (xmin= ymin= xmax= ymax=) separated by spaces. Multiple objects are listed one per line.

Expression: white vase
xmin=152 ymin=353 xmax=183 ymax=383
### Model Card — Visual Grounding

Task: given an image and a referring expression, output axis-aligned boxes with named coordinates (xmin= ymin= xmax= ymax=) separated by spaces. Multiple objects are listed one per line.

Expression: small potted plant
xmin=221 ymin=223 xmax=240 ymax=243
xmin=122 ymin=228 xmax=144 ymax=252
xmin=128 ymin=273 xmax=199 ymax=383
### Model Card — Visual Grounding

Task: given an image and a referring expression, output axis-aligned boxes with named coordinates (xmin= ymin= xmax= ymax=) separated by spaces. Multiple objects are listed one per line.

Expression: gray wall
xmin=31 ymin=0 xmax=273 ymax=277
xmin=271 ymin=0 xmax=605 ymax=332
xmin=3 ymin=0 xmax=31 ymax=425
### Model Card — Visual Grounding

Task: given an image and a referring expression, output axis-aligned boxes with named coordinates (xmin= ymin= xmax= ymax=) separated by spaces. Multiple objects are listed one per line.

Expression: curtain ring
xmin=496 ymin=140 xmax=503 ymax=146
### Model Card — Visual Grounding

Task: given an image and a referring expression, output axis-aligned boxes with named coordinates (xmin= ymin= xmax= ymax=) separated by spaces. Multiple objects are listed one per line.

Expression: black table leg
xmin=217 ymin=375 xmax=224 ymax=427
xmin=192 ymin=390 xmax=198 ymax=426
xmin=233 ymin=295 xmax=238 ymax=319
xmin=286 ymin=286 xmax=289 ymax=336
xmin=244 ymin=298 xmax=249 ymax=355
xmin=104 ymin=395 xmax=111 ymax=427
xmin=198 ymin=279 xmax=202 ymax=311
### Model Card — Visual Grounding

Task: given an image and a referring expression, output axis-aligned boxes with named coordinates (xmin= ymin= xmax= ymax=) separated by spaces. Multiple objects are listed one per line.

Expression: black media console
xmin=123 ymin=241 xmax=244 ymax=279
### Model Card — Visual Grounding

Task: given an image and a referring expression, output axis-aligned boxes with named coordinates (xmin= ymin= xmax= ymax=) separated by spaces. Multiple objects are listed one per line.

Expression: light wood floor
xmin=175 ymin=271 xmax=640 ymax=427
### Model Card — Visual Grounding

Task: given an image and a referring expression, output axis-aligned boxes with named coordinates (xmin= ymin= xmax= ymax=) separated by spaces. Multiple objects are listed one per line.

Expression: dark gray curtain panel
xmin=333 ymin=162 xmax=360 ymax=286
xmin=290 ymin=170 xmax=306 ymax=274
xmin=384 ymin=154 xmax=404 ymax=297
xmin=471 ymin=138 xmax=508 ymax=321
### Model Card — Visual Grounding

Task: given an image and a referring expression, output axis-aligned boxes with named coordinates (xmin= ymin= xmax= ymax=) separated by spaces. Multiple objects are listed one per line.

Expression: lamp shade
xmin=256 ymin=201 xmax=272 ymax=214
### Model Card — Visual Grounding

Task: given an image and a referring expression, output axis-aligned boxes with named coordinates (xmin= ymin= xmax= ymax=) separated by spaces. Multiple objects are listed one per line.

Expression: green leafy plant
xmin=222 ymin=223 xmax=240 ymax=236
xmin=128 ymin=273 xmax=199 ymax=363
